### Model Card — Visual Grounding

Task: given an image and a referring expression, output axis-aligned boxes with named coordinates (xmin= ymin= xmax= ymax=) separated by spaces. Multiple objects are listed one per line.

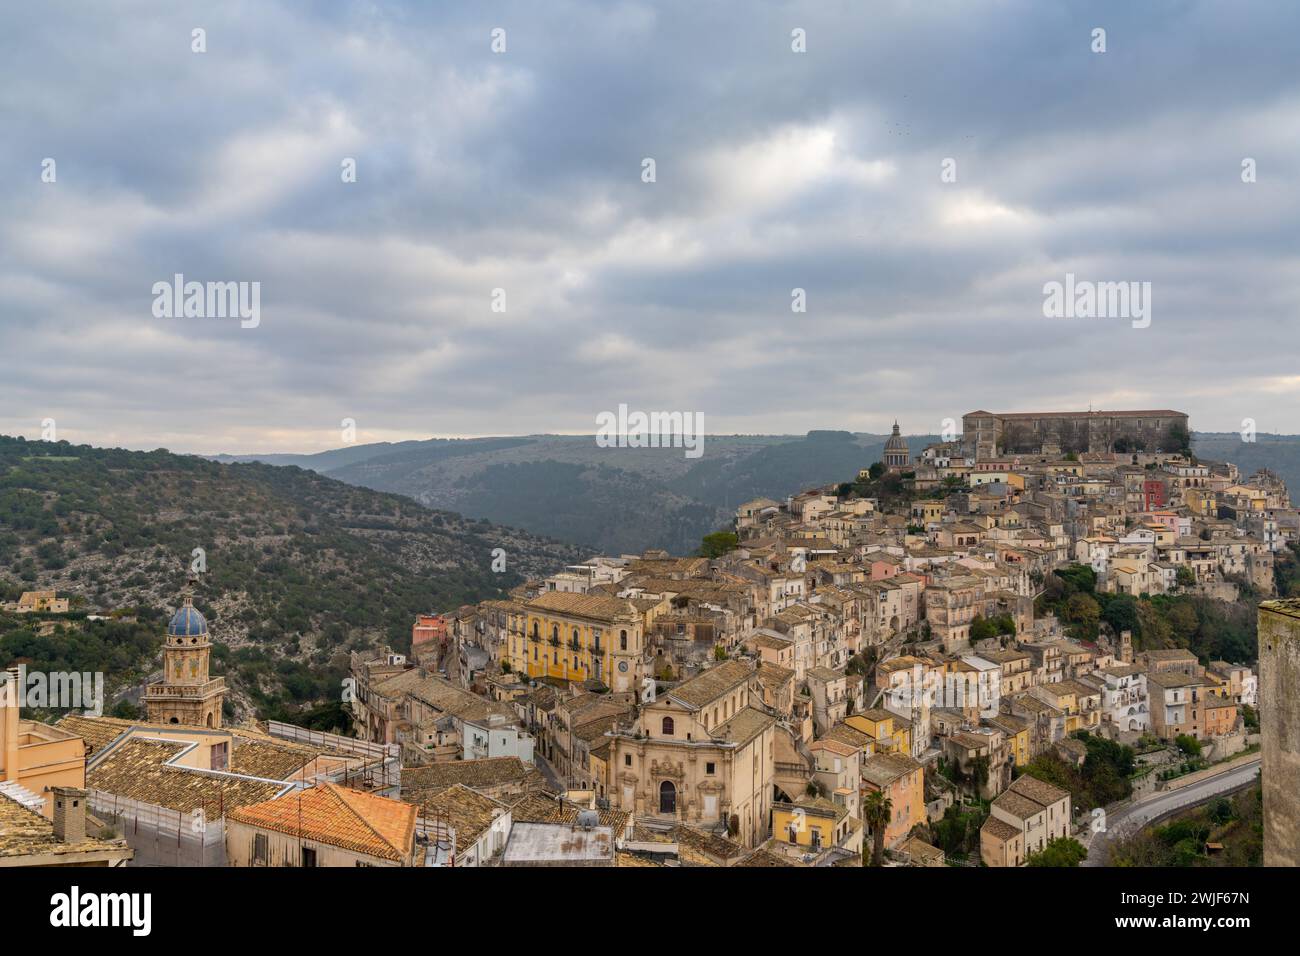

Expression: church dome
xmin=884 ymin=421 xmax=909 ymax=450
xmin=168 ymin=596 xmax=208 ymax=637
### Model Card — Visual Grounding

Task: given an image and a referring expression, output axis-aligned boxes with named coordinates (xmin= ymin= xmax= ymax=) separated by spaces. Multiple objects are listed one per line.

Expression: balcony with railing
xmin=141 ymin=677 xmax=226 ymax=699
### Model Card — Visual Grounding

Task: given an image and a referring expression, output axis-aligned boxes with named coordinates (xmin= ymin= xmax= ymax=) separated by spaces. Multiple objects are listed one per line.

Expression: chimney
xmin=2 ymin=667 xmax=20 ymax=783
xmin=52 ymin=786 xmax=88 ymax=843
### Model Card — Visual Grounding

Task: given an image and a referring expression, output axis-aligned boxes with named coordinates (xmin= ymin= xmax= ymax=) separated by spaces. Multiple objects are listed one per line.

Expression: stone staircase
xmin=0 ymin=780 xmax=45 ymax=812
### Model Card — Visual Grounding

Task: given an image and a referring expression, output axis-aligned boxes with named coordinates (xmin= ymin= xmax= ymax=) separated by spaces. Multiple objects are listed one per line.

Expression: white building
xmin=463 ymin=713 xmax=535 ymax=764
xmin=960 ymin=655 xmax=1003 ymax=718
xmin=1096 ymin=664 xmax=1149 ymax=733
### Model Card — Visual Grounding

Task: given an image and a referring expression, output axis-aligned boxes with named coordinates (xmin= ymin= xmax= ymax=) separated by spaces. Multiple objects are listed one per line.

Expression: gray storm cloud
xmin=1 ymin=0 xmax=1298 ymax=453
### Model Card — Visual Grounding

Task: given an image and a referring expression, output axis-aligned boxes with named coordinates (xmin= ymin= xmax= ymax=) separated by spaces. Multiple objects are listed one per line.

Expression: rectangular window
xmin=301 ymin=846 xmax=317 ymax=868
xmin=253 ymin=833 xmax=268 ymax=865
xmin=705 ymin=762 xmax=716 ymax=775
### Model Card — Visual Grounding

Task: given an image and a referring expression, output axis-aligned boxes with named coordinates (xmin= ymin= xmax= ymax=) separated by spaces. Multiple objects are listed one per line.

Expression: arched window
xmin=551 ymin=624 xmax=559 ymax=642
xmin=532 ymin=621 xmax=538 ymax=637
xmin=620 ymin=630 xmax=628 ymax=651
xmin=573 ymin=627 xmax=580 ymax=646
xmin=662 ymin=717 xmax=675 ymax=735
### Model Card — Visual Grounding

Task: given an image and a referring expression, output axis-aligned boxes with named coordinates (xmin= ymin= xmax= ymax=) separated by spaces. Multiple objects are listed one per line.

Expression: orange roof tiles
xmin=228 ymin=784 xmax=417 ymax=863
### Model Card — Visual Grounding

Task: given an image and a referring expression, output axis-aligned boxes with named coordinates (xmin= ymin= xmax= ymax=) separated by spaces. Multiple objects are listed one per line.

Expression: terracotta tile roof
xmin=990 ymin=790 xmax=1042 ymax=821
xmin=617 ymin=850 xmax=664 ymax=866
xmin=809 ymin=738 xmax=857 ymax=756
xmin=672 ymin=824 xmax=748 ymax=865
xmin=950 ymin=731 xmax=993 ymax=751
xmin=807 ymin=666 xmax=843 ymax=683
xmin=87 ymin=738 xmax=286 ymax=814
xmin=509 ymin=793 xmax=630 ymax=834
xmin=711 ymin=707 xmax=776 ymax=746
xmin=373 ymin=671 xmax=517 ymax=726
xmin=411 ymin=783 xmax=509 ymax=855
xmin=400 ymin=757 xmax=546 ymax=797
xmin=981 ymin=815 xmax=1022 ymax=842
xmin=1142 ymin=648 xmax=1199 ymax=661
xmin=756 ymin=661 xmax=794 ymax=688
xmin=899 ymin=835 xmax=946 ymax=863
xmin=857 ymin=707 xmax=901 ymax=723
xmin=1001 ymin=774 xmax=1070 ymax=812
xmin=56 ymin=715 xmax=328 ymax=776
xmin=56 ymin=714 xmax=133 ymax=756
xmin=525 ymin=591 xmax=641 ymax=621
xmin=228 ymin=784 xmax=418 ymax=863
xmin=823 ymin=723 xmax=872 ymax=750
xmin=229 ymin=738 xmax=325 ymax=779
xmin=984 ymin=713 xmax=1029 ymax=735
xmin=667 ymin=659 xmax=753 ymax=710
xmin=793 ymin=796 xmax=849 ymax=822
xmin=861 ymin=752 xmax=921 ymax=788
xmin=573 ymin=713 xmax=621 ymax=744
xmin=0 ymin=792 xmax=132 ymax=863
xmin=740 ymin=847 xmax=801 ymax=867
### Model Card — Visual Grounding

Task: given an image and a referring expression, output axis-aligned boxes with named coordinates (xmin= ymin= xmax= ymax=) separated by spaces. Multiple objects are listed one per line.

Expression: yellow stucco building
xmin=843 ymin=709 xmax=911 ymax=755
xmin=772 ymin=797 xmax=862 ymax=855
xmin=506 ymin=592 xmax=658 ymax=693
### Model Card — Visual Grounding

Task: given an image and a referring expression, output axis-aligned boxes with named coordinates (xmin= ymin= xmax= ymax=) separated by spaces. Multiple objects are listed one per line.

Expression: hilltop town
xmin=1 ymin=408 xmax=1292 ymax=868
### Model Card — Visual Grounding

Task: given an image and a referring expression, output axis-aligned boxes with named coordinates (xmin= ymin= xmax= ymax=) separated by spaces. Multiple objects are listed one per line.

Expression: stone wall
xmin=1258 ymin=602 xmax=1300 ymax=866
xmin=962 ymin=411 xmax=1189 ymax=457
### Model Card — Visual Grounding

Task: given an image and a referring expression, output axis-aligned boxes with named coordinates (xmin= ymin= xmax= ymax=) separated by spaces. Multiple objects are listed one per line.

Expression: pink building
xmin=412 ymin=614 xmax=449 ymax=658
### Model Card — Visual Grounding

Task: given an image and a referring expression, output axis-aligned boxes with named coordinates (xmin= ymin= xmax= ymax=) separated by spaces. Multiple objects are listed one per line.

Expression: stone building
xmin=980 ymin=774 xmax=1071 ymax=866
xmin=1258 ymin=600 xmax=1300 ymax=867
xmin=142 ymin=590 xmax=226 ymax=729
xmin=607 ymin=660 xmax=776 ymax=847
xmin=883 ymin=421 xmax=910 ymax=472
xmin=962 ymin=409 xmax=1189 ymax=458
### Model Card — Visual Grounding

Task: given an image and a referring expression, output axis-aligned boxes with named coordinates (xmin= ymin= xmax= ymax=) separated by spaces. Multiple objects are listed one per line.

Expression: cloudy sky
xmin=2 ymin=0 xmax=1298 ymax=454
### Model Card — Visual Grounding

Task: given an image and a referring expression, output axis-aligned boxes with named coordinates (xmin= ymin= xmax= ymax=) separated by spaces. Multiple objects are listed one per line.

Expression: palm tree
xmin=862 ymin=789 xmax=893 ymax=866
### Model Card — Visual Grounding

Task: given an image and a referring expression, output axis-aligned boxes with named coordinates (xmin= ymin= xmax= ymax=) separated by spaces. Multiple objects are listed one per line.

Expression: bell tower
xmin=143 ymin=581 xmax=226 ymax=728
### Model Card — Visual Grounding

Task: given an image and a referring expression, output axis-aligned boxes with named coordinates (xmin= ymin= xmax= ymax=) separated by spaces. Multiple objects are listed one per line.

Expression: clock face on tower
xmin=618 ymin=661 xmax=629 ymax=673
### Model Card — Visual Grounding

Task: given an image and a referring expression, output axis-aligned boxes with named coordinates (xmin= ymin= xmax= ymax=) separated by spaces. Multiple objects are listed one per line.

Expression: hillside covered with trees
xmin=0 ymin=435 xmax=582 ymax=721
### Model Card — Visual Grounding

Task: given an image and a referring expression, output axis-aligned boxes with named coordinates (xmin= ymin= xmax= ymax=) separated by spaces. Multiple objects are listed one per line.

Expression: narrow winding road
xmin=1083 ymin=757 xmax=1260 ymax=866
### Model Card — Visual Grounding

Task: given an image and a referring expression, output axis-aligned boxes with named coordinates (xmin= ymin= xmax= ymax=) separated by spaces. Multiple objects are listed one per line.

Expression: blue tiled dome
xmin=168 ymin=600 xmax=208 ymax=637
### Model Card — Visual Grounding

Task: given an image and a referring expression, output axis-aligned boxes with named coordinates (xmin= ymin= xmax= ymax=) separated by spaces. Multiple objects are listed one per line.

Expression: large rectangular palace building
xmin=962 ymin=409 xmax=1189 ymax=459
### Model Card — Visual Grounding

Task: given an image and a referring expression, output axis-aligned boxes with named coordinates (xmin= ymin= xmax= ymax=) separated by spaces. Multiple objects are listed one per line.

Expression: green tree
xmin=1025 ymin=836 xmax=1087 ymax=867
xmin=1242 ymin=704 xmax=1259 ymax=732
xmin=862 ymin=789 xmax=893 ymax=867
xmin=1055 ymin=564 xmax=1097 ymax=594
xmin=1164 ymin=422 xmax=1191 ymax=454
xmin=1063 ymin=592 xmax=1101 ymax=639
xmin=1101 ymin=593 xmax=1139 ymax=638
xmin=699 ymin=531 xmax=739 ymax=558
